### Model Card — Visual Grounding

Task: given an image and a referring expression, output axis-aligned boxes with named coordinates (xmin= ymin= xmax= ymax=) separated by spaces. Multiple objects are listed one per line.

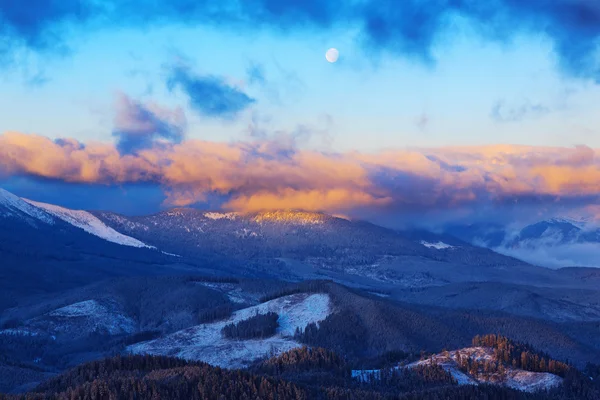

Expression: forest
xmin=2 ymin=340 xmax=598 ymax=400
xmin=222 ymin=312 xmax=279 ymax=340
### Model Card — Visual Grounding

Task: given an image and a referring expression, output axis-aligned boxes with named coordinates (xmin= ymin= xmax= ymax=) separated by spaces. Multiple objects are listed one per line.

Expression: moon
xmin=325 ymin=48 xmax=339 ymax=63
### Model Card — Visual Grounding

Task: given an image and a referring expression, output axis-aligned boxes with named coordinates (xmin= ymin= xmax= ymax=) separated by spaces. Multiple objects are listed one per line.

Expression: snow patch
xmin=128 ymin=293 xmax=331 ymax=369
xmin=505 ymin=370 xmax=563 ymax=392
xmin=421 ymin=241 xmax=455 ymax=250
xmin=204 ymin=212 xmax=238 ymax=220
xmin=25 ymin=200 xmax=152 ymax=248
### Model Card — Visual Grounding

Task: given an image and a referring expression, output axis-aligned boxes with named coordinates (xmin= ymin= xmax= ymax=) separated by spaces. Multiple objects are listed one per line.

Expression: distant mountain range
xmin=445 ymin=217 xmax=600 ymax=268
xmin=0 ymin=186 xmax=531 ymax=272
xmin=5 ymin=185 xmax=600 ymax=272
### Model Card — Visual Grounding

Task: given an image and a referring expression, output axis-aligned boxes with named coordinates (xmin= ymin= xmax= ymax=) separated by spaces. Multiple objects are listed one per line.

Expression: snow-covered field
xmin=25 ymin=200 xmax=152 ymax=248
xmin=128 ymin=293 xmax=331 ymax=369
xmin=504 ymin=369 xmax=563 ymax=392
xmin=352 ymin=347 xmax=562 ymax=393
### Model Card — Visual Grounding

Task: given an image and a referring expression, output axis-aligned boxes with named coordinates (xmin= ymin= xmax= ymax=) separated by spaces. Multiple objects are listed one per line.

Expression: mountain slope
xmin=0 ymin=189 xmax=54 ymax=225
xmin=24 ymin=199 xmax=151 ymax=248
xmin=128 ymin=292 xmax=332 ymax=369
xmin=0 ymin=189 xmax=201 ymax=311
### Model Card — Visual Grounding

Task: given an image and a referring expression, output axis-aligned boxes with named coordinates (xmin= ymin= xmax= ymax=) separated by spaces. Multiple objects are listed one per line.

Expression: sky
xmin=1 ymin=0 xmax=600 ymax=227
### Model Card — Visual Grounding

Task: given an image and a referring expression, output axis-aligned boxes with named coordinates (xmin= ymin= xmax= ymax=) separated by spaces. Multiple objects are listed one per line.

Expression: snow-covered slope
xmin=0 ymin=188 xmax=54 ymax=224
xmin=352 ymin=347 xmax=562 ymax=393
xmin=25 ymin=199 xmax=152 ymax=248
xmin=0 ymin=300 xmax=136 ymax=338
xmin=127 ymin=293 xmax=331 ymax=369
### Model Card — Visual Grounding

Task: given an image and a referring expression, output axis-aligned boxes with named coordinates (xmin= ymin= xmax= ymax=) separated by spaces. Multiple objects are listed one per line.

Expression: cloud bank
xmin=1 ymin=131 xmax=599 ymax=219
xmin=1 ymin=0 xmax=599 ymax=80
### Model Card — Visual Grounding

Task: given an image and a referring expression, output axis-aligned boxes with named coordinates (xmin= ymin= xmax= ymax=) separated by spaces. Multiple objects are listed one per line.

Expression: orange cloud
xmin=224 ymin=189 xmax=391 ymax=213
xmin=1 ymin=131 xmax=599 ymax=215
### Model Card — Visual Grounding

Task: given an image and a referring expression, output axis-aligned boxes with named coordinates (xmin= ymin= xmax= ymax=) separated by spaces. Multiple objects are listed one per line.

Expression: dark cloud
xmin=0 ymin=0 xmax=92 ymax=51
xmin=167 ymin=66 xmax=255 ymax=119
xmin=1 ymin=1 xmax=599 ymax=80
xmin=490 ymin=100 xmax=551 ymax=122
xmin=113 ymin=93 xmax=186 ymax=154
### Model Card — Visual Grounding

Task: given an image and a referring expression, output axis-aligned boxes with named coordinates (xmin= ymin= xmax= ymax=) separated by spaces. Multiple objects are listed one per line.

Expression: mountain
xmin=0 ymin=189 xmax=199 ymax=312
xmin=445 ymin=217 xmax=600 ymax=268
xmin=92 ymin=208 xmax=530 ymax=278
xmin=506 ymin=218 xmax=600 ymax=248
xmin=0 ymin=188 xmax=534 ymax=280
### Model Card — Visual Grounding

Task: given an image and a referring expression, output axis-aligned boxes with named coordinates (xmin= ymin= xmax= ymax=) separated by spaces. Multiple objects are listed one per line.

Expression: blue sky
xmin=1 ymin=0 xmax=599 ymax=220
xmin=2 ymin=12 xmax=599 ymax=151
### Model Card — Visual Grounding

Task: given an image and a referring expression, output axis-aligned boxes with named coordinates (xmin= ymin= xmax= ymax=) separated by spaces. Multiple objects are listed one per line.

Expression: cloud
xmin=0 ymin=0 xmax=92 ymax=53
xmin=495 ymin=242 xmax=600 ymax=269
xmin=1 ymin=131 xmax=600 ymax=220
xmin=113 ymin=93 xmax=186 ymax=154
xmin=167 ymin=65 xmax=255 ymax=119
xmin=2 ymin=1 xmax=600 ymax=80
xmin=491 ymin=100 xmax=551 ymax=122
xmin=415 ymin=113 xmax=430 ymax=131
xmin=246 ymin=63 xmax=266 ymax=86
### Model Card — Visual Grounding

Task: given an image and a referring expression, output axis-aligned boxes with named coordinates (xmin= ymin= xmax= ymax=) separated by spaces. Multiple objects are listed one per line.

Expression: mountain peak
xmin=546 ymin=216 xmax=594 ymax=230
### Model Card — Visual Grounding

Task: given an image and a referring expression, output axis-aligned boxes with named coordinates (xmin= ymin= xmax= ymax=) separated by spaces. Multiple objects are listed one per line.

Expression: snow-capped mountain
xmin=507 ymin=218 xmax=600 ymax=247
xmin=0 ymin=188 xmax=151 ymax=248
xmin=445 ymin=217 xmax=600 ymax=268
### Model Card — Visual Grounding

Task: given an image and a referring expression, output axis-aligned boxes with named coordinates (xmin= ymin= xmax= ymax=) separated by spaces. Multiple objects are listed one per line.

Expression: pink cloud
xmin=1 ymin=131 xmax=599 ymax=215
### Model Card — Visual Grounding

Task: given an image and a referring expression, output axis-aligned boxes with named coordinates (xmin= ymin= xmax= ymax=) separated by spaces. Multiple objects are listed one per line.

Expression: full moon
xmin=325 ymin=48 xmax=339 ymax=63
